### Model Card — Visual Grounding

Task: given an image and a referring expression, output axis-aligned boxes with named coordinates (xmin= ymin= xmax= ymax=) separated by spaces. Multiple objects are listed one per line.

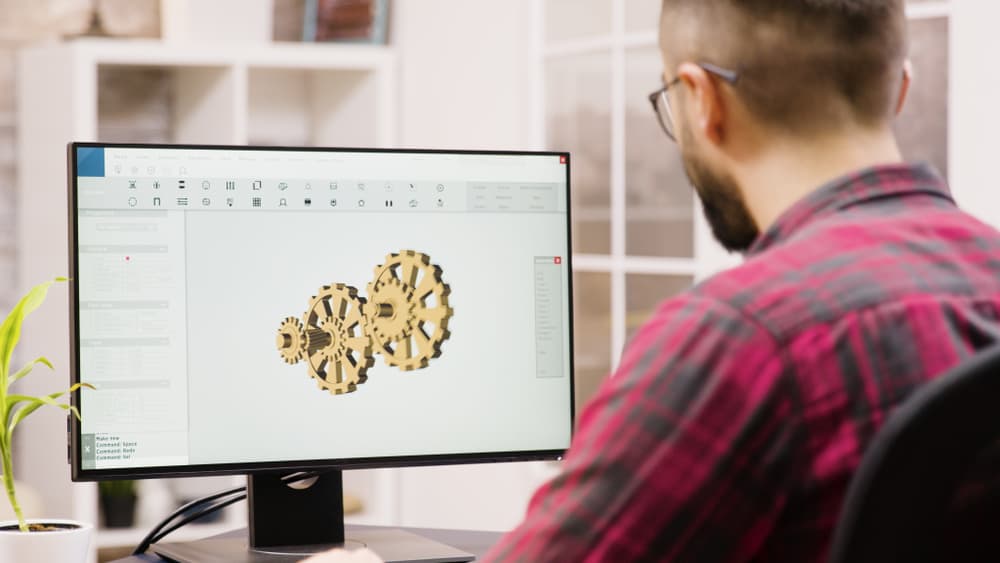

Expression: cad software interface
xmin=72 ymin=145 xmax=573 ymax=471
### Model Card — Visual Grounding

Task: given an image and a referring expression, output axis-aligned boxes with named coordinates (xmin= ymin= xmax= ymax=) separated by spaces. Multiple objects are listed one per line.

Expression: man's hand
xmin=300 ymin=547 xmax=384 ymax=563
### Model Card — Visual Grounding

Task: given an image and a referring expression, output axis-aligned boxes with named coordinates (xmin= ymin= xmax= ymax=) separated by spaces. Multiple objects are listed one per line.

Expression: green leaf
xmin=9 ymin=397 xmax=76 ymax=435
xmin=10 ymin=357 xmax=54 ymax=383
xmin=6 ymin=383 xmax=92 ymax=433
xmin=0 ymin=279 xmax=65 ymax=386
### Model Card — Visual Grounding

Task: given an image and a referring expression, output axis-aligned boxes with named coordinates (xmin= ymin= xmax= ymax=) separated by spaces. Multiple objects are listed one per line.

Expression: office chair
xmin=828 ymin=344 xmax=1000 ymax=563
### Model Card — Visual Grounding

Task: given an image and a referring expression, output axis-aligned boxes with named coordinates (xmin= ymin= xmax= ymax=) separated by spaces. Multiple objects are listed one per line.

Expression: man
xmin=309 ymin=0 xmax=1000 ymax=561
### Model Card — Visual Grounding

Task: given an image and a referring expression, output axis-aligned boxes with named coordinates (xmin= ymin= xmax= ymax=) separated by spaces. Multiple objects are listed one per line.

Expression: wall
xmin=949 ymin=1 xmax=1000 ymax=228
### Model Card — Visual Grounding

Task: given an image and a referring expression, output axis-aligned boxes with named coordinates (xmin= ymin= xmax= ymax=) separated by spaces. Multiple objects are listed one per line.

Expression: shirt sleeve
xmin=482 ymin=294 xmax=797 ymax=563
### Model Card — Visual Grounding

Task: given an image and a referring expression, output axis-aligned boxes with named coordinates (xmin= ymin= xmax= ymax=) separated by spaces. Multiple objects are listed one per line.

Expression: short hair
xmin=660 ymin=0 xmax=908 ymax=135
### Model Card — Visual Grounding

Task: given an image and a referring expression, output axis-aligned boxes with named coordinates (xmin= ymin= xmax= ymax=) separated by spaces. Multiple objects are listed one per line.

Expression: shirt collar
xmin=747 ymin=162 xmax=953 ymax=256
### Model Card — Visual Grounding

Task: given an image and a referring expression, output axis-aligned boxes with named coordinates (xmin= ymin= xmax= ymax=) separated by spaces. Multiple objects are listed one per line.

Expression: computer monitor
xmin=67 ymin=143 xmax=574 ymax=562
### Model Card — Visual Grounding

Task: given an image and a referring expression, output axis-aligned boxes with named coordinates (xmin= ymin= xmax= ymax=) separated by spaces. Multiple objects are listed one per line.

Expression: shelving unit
xmin=16 ymin=37 xmax=396 ymax=559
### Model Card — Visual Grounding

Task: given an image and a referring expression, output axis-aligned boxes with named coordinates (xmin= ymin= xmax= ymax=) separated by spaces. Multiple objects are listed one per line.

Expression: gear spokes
xmin=366 ymin=251 xmax=453 ymax=371
xmin=303 ymin=284 xmax=374 ymax=395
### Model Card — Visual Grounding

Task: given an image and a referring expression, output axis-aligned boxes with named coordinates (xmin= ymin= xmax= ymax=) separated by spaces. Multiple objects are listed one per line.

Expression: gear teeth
xmin=276 ymin=317 xmax=308 ymax=365
xmin=366 ymin=250 xmax=452 ymax=372
xmin=293 ymin=283 xmax=374 ymax=395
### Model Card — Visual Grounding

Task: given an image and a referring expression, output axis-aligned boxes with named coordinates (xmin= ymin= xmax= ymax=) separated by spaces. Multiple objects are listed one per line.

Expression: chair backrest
xmin=828 ymin=344 xmax=1000 ymax=563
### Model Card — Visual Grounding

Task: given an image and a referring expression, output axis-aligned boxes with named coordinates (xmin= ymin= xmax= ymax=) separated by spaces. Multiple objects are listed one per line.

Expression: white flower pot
xmin=0 ymin=519 xmax=93 ymax=563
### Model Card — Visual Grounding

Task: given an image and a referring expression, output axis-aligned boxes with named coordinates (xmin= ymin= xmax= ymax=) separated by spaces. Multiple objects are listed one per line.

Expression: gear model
xmin=276 ymin=284 xmax=374 ymax=395
xmin=365 ymin=250 xmax=453 ymax=371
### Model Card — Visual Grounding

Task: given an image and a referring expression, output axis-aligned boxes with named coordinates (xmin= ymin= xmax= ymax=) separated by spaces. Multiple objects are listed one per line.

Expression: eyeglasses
xmin=648 ymin=62 xmax=741 ymax=141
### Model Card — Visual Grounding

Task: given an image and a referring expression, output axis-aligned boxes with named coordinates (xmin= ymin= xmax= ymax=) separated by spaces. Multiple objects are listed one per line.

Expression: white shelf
xmin=56 ymin=37 xmax=395 ymax=70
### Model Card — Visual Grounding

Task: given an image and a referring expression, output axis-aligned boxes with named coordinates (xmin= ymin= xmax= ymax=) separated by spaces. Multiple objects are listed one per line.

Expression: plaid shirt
xmin=484 ymin=163 xmax=1000 ymax=562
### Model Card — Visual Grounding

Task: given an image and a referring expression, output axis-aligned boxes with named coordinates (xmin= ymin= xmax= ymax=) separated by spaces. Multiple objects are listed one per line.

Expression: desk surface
xmin=110 ymin=525 xmax=504 ymax=562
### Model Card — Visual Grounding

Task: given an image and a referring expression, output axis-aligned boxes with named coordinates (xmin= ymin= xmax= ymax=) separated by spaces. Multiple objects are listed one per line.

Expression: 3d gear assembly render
xmin=275 ymin=250 xmax=453 ymax=395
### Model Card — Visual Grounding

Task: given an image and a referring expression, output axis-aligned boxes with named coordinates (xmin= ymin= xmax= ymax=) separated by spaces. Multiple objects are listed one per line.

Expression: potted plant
xmin=98 ymin=480 xmax=137 ymax=528
xmin=0 ymin=278 xmax=95 ymax=562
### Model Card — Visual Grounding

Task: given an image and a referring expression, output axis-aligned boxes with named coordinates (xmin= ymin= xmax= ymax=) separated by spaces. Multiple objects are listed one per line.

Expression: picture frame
xmin=302 ymin=0 xmax=390 ymax=44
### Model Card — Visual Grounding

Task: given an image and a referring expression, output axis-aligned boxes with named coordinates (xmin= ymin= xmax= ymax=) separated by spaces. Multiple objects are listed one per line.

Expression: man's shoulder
xmin=692 ymin=207 xmax=1000 ymax=339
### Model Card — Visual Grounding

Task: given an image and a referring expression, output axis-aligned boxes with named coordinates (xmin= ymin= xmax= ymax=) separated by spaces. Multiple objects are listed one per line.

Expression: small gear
xmin=303 ymin=284 xmax=375 ymax=395
xmin=366 ymin=250 xmax=453 ymax=371
xmin=275 ymin=317 xmax=309 ymax=365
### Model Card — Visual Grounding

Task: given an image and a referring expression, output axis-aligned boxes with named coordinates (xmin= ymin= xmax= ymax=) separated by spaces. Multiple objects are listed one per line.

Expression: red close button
xmin=559 ymin=155 xmax=567 ymax=164
xmin=554 ymin=256 xmax=562 ymax=265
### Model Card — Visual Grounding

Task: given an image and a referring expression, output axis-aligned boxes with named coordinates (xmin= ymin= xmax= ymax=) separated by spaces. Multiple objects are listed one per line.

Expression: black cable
xmin=132 ymin=485 xmax=245 ymax=555
xmin=146 ymin=491 xmax=248 ymax=548
xmin=132 ymin=471 xmax=323 ymax=555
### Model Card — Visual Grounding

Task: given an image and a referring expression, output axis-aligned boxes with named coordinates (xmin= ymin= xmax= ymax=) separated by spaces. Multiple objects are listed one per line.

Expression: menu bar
xmin=77 ymin=177 xmax=565 ymax=214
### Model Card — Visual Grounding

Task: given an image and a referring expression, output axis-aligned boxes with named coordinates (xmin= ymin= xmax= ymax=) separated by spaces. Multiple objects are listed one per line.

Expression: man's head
xmin=658 ymin=0 xmax=909 ymax=252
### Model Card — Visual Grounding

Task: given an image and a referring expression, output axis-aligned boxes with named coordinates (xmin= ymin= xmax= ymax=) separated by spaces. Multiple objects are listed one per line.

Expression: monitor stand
xmin=152 ymin=471 xmax=474 ymax=563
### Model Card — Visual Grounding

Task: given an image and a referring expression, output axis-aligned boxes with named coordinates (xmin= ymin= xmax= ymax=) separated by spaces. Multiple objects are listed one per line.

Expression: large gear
xmin=365 ymin=250 xmax=453 ymax=371
xmin=302 ymin=284 xmax=375 ymax=395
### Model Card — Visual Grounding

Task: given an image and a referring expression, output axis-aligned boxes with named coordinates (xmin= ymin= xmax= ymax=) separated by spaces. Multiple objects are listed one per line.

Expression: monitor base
xmin=153 ymin=527 xmax=474 ymax=563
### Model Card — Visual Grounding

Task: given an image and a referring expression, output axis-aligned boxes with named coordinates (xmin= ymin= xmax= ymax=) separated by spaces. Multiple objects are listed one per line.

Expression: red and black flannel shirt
xmin=484 ymin=163 xmax=1000 ymax=562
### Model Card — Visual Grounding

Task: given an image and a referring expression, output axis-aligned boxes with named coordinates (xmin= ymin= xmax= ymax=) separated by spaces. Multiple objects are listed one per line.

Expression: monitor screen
xmin=69 ymin=143 xmax=574 ymax=479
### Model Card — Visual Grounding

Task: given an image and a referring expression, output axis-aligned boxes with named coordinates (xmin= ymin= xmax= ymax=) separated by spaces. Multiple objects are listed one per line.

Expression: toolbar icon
xmin=202 ymin=197 xmax=211 ymax=207
xmin=226 ymin=181 xmax=236 ymax=191
xmin=177 ymin=197 xmax=188 ymax=206
xmin=128 ymin=179 xmax=137 ymax=189
xmin=252 ymin=197 xmax=262 ymax=208
xmin=329 ymin=199 xmax=338 ymax=207
xmin=358 ymin=199 xmax=366 ymax=208
xmin=305 ymin=183 xmax=312 ymax=191
xmin=153 ymin=197 xmax=161 ymax=207
xmin=409 ymin=199 xmax=418 ymax=208
xmin=147 ymin=166 xmax=155 ymax=175
xmin=330 ymin=182 xmax=338 ymax=191
xmin=178 ymin=180 xmax=186 ymax=190
xmin=385 ymin=200 xmax=394 ymax=208
xmin=385 ymin=183 xmax=393 ymax=192
xmin=202 ymin=180 xmax=211 ymax=190
xmin=128 ymin=196 xmax=137 ymax=207
xmin=179 ymin=167 xmax=188 ymax=176
xmin=226 ymin=197 xmax=234 ymax=208
xmin=436 ymin=198 xmax=445 ymax=208
xmin=279 ymin=198 xmax=288 ymax=207
xmin=278 ymin=182 xmax=289 ymax=191
xmin=436 ymin=184 xmax=445 ymax=192
xmin=252 ymin=180 xmax=262 ymax=191
xmin=153 ymin=181 xmax=161 ymax=190
xmin=304 ymin=198 xmax=312 ymax=207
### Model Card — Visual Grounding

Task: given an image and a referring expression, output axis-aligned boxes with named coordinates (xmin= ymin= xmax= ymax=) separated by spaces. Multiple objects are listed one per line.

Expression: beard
xmin=680 ymin=128 xmax=760 ymax=253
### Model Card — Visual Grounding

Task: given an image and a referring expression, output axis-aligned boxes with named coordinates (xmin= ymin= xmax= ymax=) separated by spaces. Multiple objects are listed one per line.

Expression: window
xmin=540 ymin=0 xmax=951 ymax=410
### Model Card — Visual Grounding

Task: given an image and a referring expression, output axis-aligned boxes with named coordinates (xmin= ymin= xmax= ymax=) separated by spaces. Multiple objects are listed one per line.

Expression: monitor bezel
xmin=67 ymin=141 xmax=575 ymax=481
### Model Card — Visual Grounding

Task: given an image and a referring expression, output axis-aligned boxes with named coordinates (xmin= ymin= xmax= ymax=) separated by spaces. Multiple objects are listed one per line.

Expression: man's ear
xmin=676 ymin=62 xmax=727 ymax=145
xmin=895 ymin=59 xmax=913 ymax=116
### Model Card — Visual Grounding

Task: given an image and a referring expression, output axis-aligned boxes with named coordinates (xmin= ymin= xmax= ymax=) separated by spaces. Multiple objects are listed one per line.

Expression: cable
xmin=133 ymin=485 xmax=245 ymax=555
xmin=132 ymin=471 xmax=323 ymax=555
xmin=146 ymin=491 xmax=247 ymax=548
